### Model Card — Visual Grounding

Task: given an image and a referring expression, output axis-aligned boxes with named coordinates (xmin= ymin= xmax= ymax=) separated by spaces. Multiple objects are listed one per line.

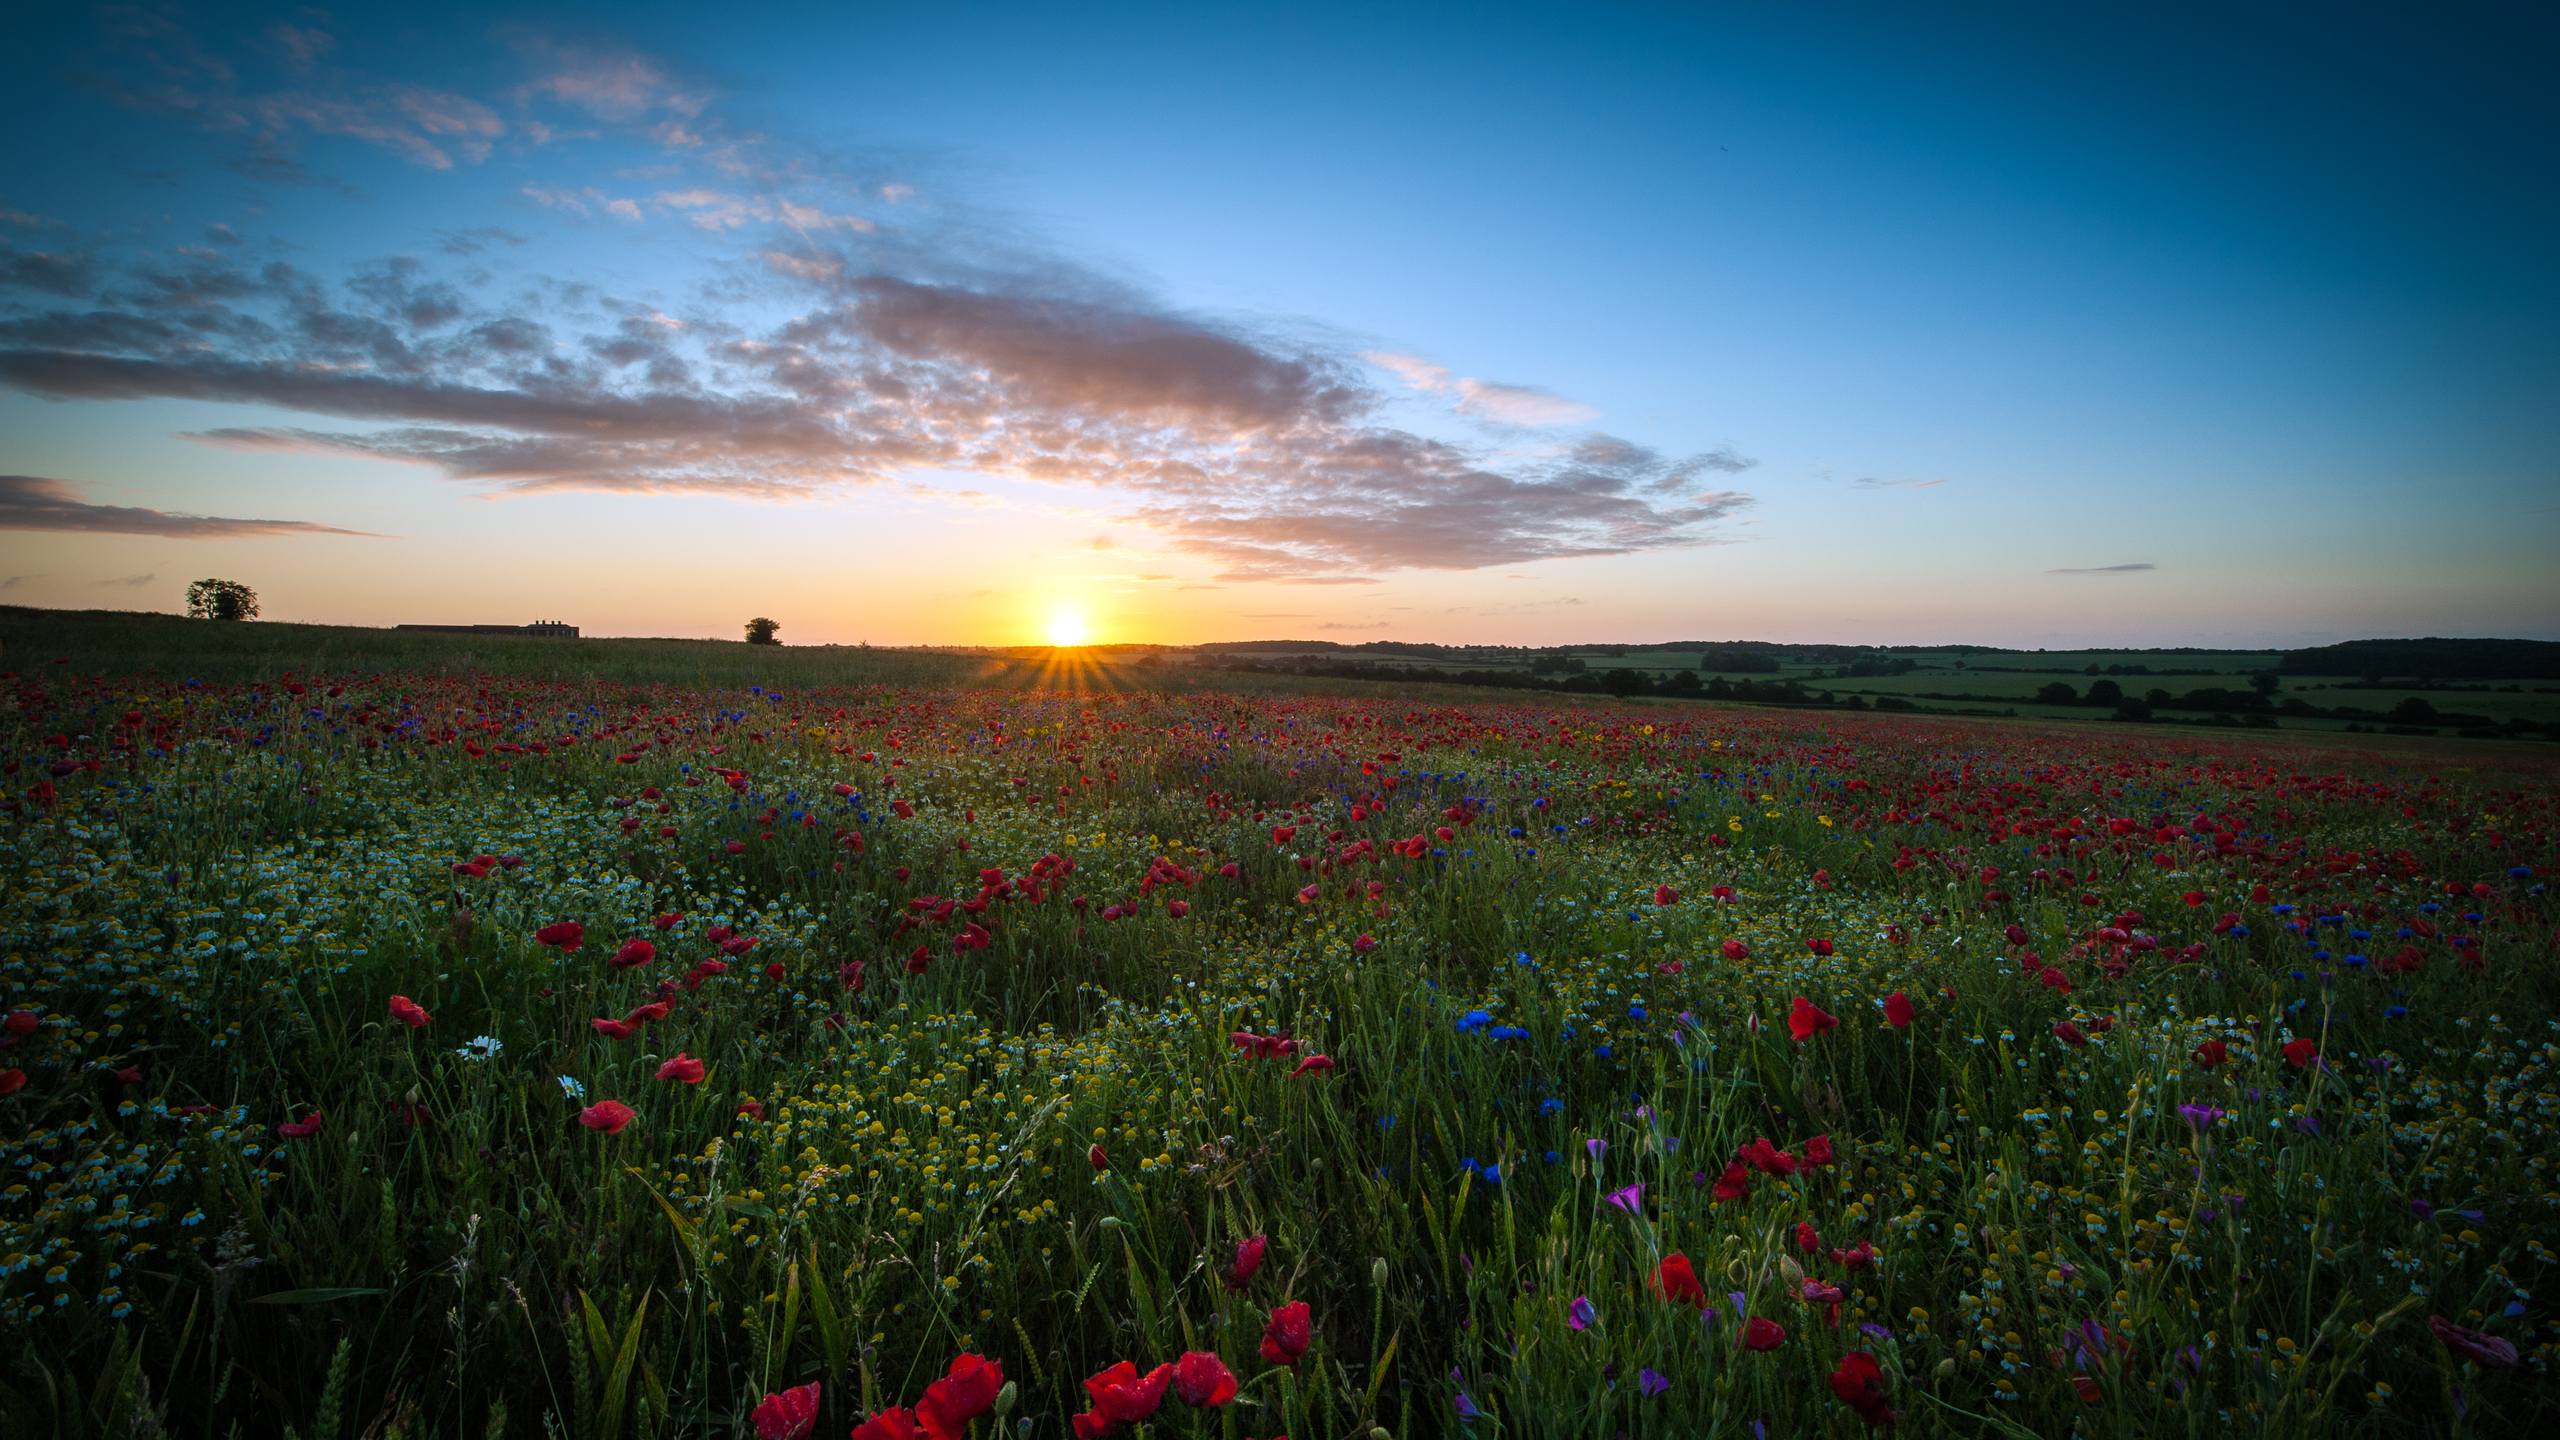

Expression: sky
xmin=1 ymin=1 xmax=2554 ymax=649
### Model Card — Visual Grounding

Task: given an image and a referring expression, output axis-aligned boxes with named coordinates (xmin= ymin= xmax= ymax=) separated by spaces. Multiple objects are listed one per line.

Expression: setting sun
xmin=1045 ymin=607 xmax=1090 ymax=647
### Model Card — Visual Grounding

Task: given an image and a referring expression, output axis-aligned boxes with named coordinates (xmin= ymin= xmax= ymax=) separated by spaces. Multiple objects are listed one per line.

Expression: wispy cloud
xmin=1853 ymin=476 xmax=1948 ymax=490
xmin=2048 ymin=562 xmax=2157 ymax=575
xmin=0 ymin=475 xmax=377 ymax=538
xmin=96 ymin=572 xmax=156 ymax=587
xmin=1365 ymin=350 xmax=1598 ymax=426
xmin=0 ymin=572 xmax=41 ymax=589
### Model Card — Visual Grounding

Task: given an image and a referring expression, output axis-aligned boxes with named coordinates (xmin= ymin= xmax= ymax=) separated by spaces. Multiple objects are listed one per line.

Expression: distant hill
xmin=2277 ymin=638 xmax=2560 ymax=679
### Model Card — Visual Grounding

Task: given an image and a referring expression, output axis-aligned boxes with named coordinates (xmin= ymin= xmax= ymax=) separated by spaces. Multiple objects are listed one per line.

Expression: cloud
xmin=518 ymin=43 xmax=708 ymax=123
xmin=1853 ymin=476 xmax=1948 ymax=490
xmin=1366 ymin=350 xmax=1597 ymax=426
xmin=2047 ymin=562 xmax=2157 ymax=574
xmin=93 ymin=10 xmax=503 ymax=172
xmin=1452 ymin=378 xmax=1596 ymax=426
xmin=0 ymin=244 xmax=1756 ymax=574
xmin=1316 ymin=621 xmax=1388 ymax=630
xmin=269 ymin=23 xmax=335 ymax=73
xmin=0 ymin=474 xmax=378 ymax=538
xmin=0 ymin=243 xmax=95 ymax=297
xmin=436 ymin=226 xmax=527 ymax=256
xmin=96 ymin=572 xmax=156 ymax=587
xmin=5 ymin=30 xmax=1762 ymax=583
xmin=522 ymin=185 xmax=642 ymax=220
xmin=0 ymin=572 xmax=40 ymax=589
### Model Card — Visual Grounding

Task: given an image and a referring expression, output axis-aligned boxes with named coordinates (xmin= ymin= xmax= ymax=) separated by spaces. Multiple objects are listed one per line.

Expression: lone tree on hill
xmin=185 ymin=579 xmax=259 ymax=621
xmin=744 ymin=616 xmax=782 ymax=646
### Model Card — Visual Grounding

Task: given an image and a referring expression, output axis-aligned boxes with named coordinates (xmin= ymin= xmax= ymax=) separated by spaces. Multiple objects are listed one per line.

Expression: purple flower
xmin=2178 ymin=1102 xmax=2225 ymax=1131
xmin=1455 ymin=1391 xmax=1484 ymax=1422
xmin=1587 ymin=1137 xmax=1608 ymax=1161
xmin=1639 ymin=1368 xmax=1669 ymax=1397
xmin=1569 ymin=1295 xmax=1597 ymax=1331
xmin=1605 ymin=1183 xmax=1645 ymax=1215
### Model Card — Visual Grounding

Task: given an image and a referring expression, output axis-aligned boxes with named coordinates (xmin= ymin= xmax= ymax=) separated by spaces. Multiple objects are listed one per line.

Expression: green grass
xmin=2 ymin=608 xmax=2555 ymax=1438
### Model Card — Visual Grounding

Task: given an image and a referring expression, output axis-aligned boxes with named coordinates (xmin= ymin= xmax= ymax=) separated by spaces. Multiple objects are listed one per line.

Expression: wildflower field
xmin=2 ymin=633 xmax=2555 ymax=1438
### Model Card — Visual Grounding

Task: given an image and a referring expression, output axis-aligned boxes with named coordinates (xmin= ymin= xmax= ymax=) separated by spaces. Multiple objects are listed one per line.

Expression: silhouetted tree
xmin=744 ymin=616 xmax=782 ymax=646
xmin=186 ymin=579 xmax=259 ymax=621
xmin=2085 ymin=679 xmax=2124 ymax=707
xmin=2035 ymin=681 xmax=2080 ymax=705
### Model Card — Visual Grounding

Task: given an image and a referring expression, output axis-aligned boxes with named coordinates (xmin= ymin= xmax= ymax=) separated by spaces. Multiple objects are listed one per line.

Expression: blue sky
xmin=1 ymin=1 xmax=2553 ymax=645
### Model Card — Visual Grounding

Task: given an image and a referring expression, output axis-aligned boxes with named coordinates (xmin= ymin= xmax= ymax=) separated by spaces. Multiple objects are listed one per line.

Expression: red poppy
xmin=1226 ymin=1233 xmax=1268 ymax=1289
xmin=1079 ymin=1360 xmax=1175 ymax=1429
xmin=849 ymin=1407 xmax=921 ymax=1440
xmin=1652 ymin=1251 xmax=1708 ymax=1307
xmin=2053 ymin=1020 xmax=2088 ymax=1047
xmin=1089 ymin=1143 xmax=1109 ymax=1172
xmin=1712 ymin=1161 xmax=1752 ymax=1202
xmin=1654 ymin=885 xmax=1679 ymax=906
xmin=1229 ymin=1031 xmax=1298 ymax=1059
xmin=1721 ymin=939 xmax=1750 ymax=961
xmin=1827 ymin=1350 xmax=1897 ymax=1426
xmin=1803 ymin=1133 xmax=1836 ymax=1167
xmin=578 ymin=1100 xmax=635 ymax=1134
xmin=388 ymin=994 xmax=432 ymax=1029
xmin=1796 ymin=1221 xmax=1821 ymax=1254
xmin=277 ymin=1111 xmax=323 ymax=1139
xmin=917 ymin=1353 xmax=1004 ymax=1439
xmin=534 ymin=921 xmax=586 ymax=952
xmin=1787 ymin=996 xmax=1838 ymax=1042
xmin=750 ymin=1381 xmax=820 ymax=1440
xmin=1288 ymin=1053 xmax=1336 ymax=1078
xmin=1805 ymin=937 xmax=1833 ymax=956
xmin=2192 ymin=1038 xmax=2228 ymax=1068
xmin=591 ymin=1018 xmax=638 ymax=1040
xmin=2282 ymin=1037 xmax=2318 ymax=1068
xmin=0 ymin=1068 xmax=25 ymax=1098
xmin=1740 ymin=1316 xmax=1786 ymax=1351
xmin=1172 ymin=1350 xmax=1238 ymax=1408
xmin=3 ymin=1010 xmax=36 ymax=1036
xmin=612 ymin=938 xmax=656 ymax=969
xmin=1742 ymin=1137 xmax=1797 ymax=1176
xmin=656 ymin=1053 xmax=706 ymax=1084
xmin=1259 ymin=1300 xmax=1312 ymax=1367
xmin=1883 ymin=991 xmax=1914 ymax=1029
